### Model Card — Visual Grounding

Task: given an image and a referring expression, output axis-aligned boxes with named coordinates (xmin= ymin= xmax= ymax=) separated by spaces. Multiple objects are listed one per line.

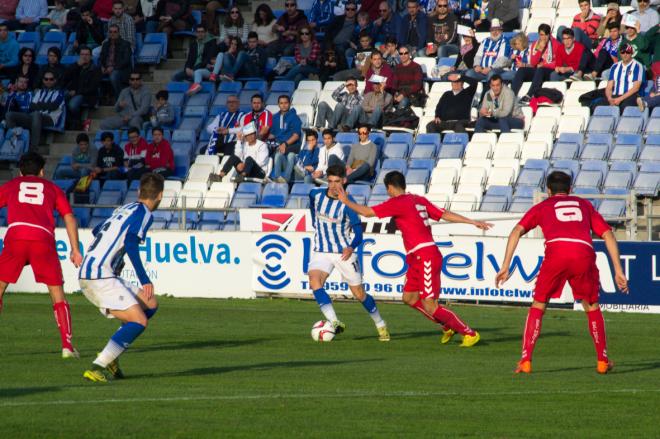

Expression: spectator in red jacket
xmin=570 ymin=0 xmax=601 ymax=49
xmin=92 ymin=0 xmax=114 ymax=20
xmin=146 ymin=127 xmax=174 ymax=179
xmin=551 ymin=28 xmax=594 ymax=82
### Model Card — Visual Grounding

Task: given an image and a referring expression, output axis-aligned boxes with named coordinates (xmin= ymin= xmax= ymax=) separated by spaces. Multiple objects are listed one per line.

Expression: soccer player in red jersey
xmin=495 ymin=171 xmax=629 ymax=374
xmin=0 ymin=152 xmax=83 ymax=358
xmin=337 ymin=171 xmax=492 ymax=346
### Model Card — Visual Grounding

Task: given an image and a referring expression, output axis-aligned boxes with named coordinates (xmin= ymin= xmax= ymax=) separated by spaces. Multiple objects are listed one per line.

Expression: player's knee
xmin=402 ymin=293 xmax=416 ymax=306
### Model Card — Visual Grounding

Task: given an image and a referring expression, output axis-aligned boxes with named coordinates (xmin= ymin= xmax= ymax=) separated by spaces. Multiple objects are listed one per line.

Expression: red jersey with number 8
xmin=0 ymin=176 xmax=73 ymax=243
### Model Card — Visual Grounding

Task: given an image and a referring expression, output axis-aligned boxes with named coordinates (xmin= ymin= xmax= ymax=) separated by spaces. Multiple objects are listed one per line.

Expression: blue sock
xmin=313 ymin=288 xmax=338 ymax=322
xmin=361 ymin=294 xmax=384 ymax=326
xmin=110 ymin=321 xmax=145 ymax=349
xmin=144 ymin=307 xmax=158 ymax=319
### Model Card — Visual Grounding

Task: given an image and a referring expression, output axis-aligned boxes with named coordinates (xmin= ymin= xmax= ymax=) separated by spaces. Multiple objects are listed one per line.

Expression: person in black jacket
xmin=9 ymin=47 xmax=39 ymax=90
xmin=100 ymin=24 xmax=132 ymax=97
xmin=171 ymin=24 xmax=217 ymax=83
xmin=36 ymin=47 xmax=65 ymax=86
xmin=62 ymin=46 xmax=102 ymax=130
xmin=426 ymin=73 xmax=477 ymax=133
xmin=72 ymin=8 xmax=105 ymax=53
xmin=154 ymin=0 xmax=194 ymax=39
xmin=442 ymin=31 xmax=479 ymax=79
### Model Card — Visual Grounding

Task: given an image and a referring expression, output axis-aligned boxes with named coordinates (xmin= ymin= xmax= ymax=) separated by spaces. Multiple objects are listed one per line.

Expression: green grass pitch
xmin=1 ymin=293 xmax=659 ymax=438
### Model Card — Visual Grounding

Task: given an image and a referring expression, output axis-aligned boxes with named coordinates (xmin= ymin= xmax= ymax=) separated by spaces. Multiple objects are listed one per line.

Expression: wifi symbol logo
xmin=255 ymin=234 xmax=292 ymax=290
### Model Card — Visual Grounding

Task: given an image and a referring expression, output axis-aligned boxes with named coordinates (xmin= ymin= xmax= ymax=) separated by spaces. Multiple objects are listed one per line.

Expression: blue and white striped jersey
xmin=79 ymin=202 xmax=153 ymax=280
xmin=608 ymin=59 xmax=644 ymax=96
xmin=309 ymin=188 xmax=360 ymax=253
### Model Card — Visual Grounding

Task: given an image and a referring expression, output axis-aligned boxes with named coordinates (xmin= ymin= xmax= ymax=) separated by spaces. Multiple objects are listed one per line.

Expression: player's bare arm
xmin=442 ymin=211 xmax=493 ymax=230
xmin=601 ymin=230 xmax=629 ymax=294
xmin=63 ymin=214 xmax=83 ymax=267
xmin=495 ymin=225 xmax=526 ymax=288
xmin=336 ymin=186 xmax=376 ymax=217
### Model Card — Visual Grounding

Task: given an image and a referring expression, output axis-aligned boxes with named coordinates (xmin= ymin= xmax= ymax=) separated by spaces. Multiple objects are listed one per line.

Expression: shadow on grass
xmin=0 ymin=386 xmax=61 ymax=399
xmin=127 ymin=358 xmax=382 ymax=380
xmin=605 ymin=360 xmax=660 ymax=375
xmin=485 ymin=331 xmax=572 ymax=344
xmin=131 ymin=338 xmax=267 ymax=353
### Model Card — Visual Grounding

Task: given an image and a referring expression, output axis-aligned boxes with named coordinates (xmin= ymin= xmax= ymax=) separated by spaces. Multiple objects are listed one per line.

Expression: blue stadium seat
xmin=480 ymin=195 xmax=508 ymax=212
xmin=581 ymin=160 xmax=608 ymax=176
xmin=54 ymin=179 xmax=75 ymax=193
xmin=639 ymin=144 xmax=660 ymax=163
xmin=646 ymin=134 xmax=660 ymax=146
xmin=368 ymin=132 xmax=386 ymax=154
xmin=174 ymin=154 xmax=191 ymax=178
xmin=509 ymin=197 xmax=533 ymax=212
xmin=644 ymin=118 xmax=660 ymax=135
xmin=174 ymin=9 xmax=201 ymax=37
xmin=218 ymin=81 xmax=242 ymax=94
xmin=270 ymin=80 xmax=295 ymax=95
xmin=405 ymin=168 xmax=430 ymax=185
xmin=383 ymin=142 xmax=409 ymax=159
xmin=129 ymin=180 xmax=141 ymax=190
xmin=371 ymin=184 xmax=388 ymax=195
xmin=291 ymin=183 xmax=314 ymax=197
xmin=286 ymin=196 xmax=309 ymax=208
xmin=603 ymin=170 xmax=633 ymax=190
xmin=574 ymin=170 xmax=603 ymax=189
xmin=347 ymin=184 xmax=371 ymax=203
xmin=243 ymin=80 xmax=268 ymax=96
xmin=598 ymin=199 xmax=626 ymax=218
xmin=550 ymin=159 xmax=579 ymax=179
xmin=523 ymin=159 xmax=550 ymax=172
xmin=387 ymin=132 xmax=413 ymax=149
xmin=632 ymin=172 xmax=659 ymax=197
xmin=380 ymin=158 xmax=407 ymax=171
xmin=236 ymin=182 xmax=263 ymax=202
xmin=587 ymin=116 xmax=615 ymax=134
xmin=0 ymin=128 xmax=29 ymax=161
xmin=367 ymin=194 xmax=388 ymax=206
xmin=616 ymin=116 xmax=643 ymax=134
xmin=486 ymin=185 xmax=513 ymax=199
xmin=550 ymin=142 xmax=580 ymax=160
xmin=622 ymin=105 xmax=648 ymax=121
xmin=172 ymin=129 xmax=196 ymax=144
xmin=580 ymin=143 xmax=610 ymax=160
xmin=72 ymin=207 xmax=91 ymax=228
xmin=409 ymin=143 xmax=437 ymax=159
xmin=260 ymin=183 xmax=288 ymax=208
xmin=593 ymin=105 xmax=620 ymax=122
xmin=336 ymin=132 xmax=358 ymax=146
xmin=442 ymin=132 xmax=469 ymax=146
xmin=516 ymin=169 xmax=545 ymax=188
xmin=415 ymin=133 xmax=442 ymax=149
xmin=557 ymin=132 xmax=584 ymax=146
xmin=610 ymin=160 xmax=637 ymax=177
xmin=172 ymin=142 xmax=193 ymax=159
xmin=186 ymin=91 xmax=213 ymax=108
xmin=102 ymin=180 xmax=128 ymax=199
xmin=408 ymin=158 xmax=434 ymax=171
xmin=123 ymin=189 xmax=139 ymax=203
xmin=437 ymin=143 xmax=465 ymax=159
xmin=167 ymin=82 xmax=189 ymax=93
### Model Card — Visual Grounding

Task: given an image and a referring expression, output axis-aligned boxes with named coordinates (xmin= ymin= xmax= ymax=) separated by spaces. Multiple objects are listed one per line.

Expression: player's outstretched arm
xmin=336 ymin=185 xmax=376 ymax=218
xmin=63 ymin=213 xmax=83 ymax=267
xmin=442 ymin=210 xmax=493 ymax=230
xmin=601 ymin=230 xmax=629 ymax=294
xmin=495 ymin=225 xmax=526 ymax=288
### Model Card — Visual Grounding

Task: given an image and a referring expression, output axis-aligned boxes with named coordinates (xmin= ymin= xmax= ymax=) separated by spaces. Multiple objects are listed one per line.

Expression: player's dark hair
xmin=139 ymin=173 xmax=165 ymax=200
xmin=546 ymin=171 xmax=572 ymax=195
xmin=326 ymin=165 xmax=346 ymax=179
xmin=383 ymin=170 xmax=406 ymax=190
xmin=18 ymin=152 xmax=46 ymax=176
xmin=101 ymin=131 xmax=114 ymax=141
xmin=76 ymin=133 xmax=89 ymax=143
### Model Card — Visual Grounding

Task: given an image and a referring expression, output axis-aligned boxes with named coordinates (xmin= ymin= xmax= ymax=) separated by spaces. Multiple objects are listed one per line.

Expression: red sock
xmin=53 ymin=301 xmax=73 ymax=350
xmin=432 ymin=305 xmax=475 ymax=336
xmin=521 ymin=307 xmax=544 ymax=362
xmin=586 ymin=308 xmax=608 ymax=362
xmin=409 ymin=300 xmax=437 ymax=323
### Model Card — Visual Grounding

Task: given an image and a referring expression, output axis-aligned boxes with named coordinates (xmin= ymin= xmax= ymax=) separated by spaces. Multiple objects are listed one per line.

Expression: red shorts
xmin=403 ymin=246 xmax=442 ymax=300
xmin=534 ymin=245 xmax=600 ymax=303
xmin=0 ymin=239 xmax=64 ymax=286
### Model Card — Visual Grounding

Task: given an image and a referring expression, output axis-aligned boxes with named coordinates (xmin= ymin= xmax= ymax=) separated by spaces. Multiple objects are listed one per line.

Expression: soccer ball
xmin=311 ymin=320 xmax=335 ymax=342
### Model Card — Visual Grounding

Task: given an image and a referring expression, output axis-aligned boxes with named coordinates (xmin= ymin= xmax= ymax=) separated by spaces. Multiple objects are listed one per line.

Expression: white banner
xmin=1 ymin=229 xmax=255 ymax=299
xmin=251 ymin=232 xmax=576 ymax=304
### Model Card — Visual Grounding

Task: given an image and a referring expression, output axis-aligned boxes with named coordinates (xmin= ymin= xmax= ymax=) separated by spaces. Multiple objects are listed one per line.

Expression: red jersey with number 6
xmin=518 ymin=195 xmax=611 ymax=249
xmin=0 ymin=176 xmax=73 ymax=243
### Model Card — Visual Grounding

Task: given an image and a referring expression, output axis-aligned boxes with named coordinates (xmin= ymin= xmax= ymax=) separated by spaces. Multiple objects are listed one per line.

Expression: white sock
xmin=93 ymin=340 xmax=124 ymax=368
xmin=320 ymin=303 xmax=339 ymax=323
xmin=371 ymin=311 xmax=386 ymax=328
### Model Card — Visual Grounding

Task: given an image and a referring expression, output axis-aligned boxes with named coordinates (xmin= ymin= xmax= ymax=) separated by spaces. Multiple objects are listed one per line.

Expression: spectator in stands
xmin=426 ymin=73 xmax=477 ymax=133
xmin=270 ymin=95 xmax=303 ymax=183
xmin=465 ymin=19 xmax=510 ymax=82
xmin=630 ymin=0 xmax=659 ymax=33
xmin=1 ymin=75 xmax=32 ymax=121
xmin=100 ymin=71 xmax=151 ymax=130
xmin=512 ymin=23 xmax=561 ymax=104
xmin=391 ymin=45 xmax=425 ymax=106
xmin=241 ymin=94 xmax=272 ymax=141
xmin=475 ymin=74 xmax=523 ymax=133
xmin=311 ymin=129 xmax=346 ymax=182
xmin=398 ymin=0 xmax=428 ymax=53
xmin=381 ymin=36 xmax=401 ymax=68
xmin=425 ymin=0 xmax=459 ymax=58
xmin=6 ymin=72 xmax=65 ymax=150
xmin=345 ymin=124 xmax=377 ymax=184
xmin=205 ymin=0 xmax=231 ymax=35
xmin=92 ymin=0 xmax=114 ymax=21
xmin=251 ymin=4 xmax=278 ymax=48
xmin=622 ymin=15 xmax=655 ymax=67
xmin=203 ymin=94 xmax=243 ymax=155
xmin=637 ymin=64 xmax=660 ymax=112
xmin=225 ymin=32 xmax=267 ymax=80
xmin=145 ymin=127 xmax=174 ymax=179
xmin=219 ymin=6 xmax=249 ymax=49
xmin=144 ymin=90 xmax=174 ymax=132
xmin=309 ymin=0 xmax=334 ymax=32
xmin=212 ymin=36 xmax=241 ymax=82
xmin=38 ymin=0 xmax=68 ymax=36
xmin=489 ymin=0 xmax=519 ymax=32
xmin=108 ymin=0 xmax=136 ymax=52
xmin=100 ymin=24 xmax=133 ymax=97
xmin=268 ymin=0 xmax=309 ymax=58
xmin=36 ymin=47 xmax=65 ymax=86
xmin=176 ymin=24 xmax=216 ymax=94
xmin=123 ymin=127 xmax=148 ymax=182
xmin=294 ymin=129 xmax=321 ymax=183
xmin=9 ymin=48 xmax=38 ymax=90
xmin=578 ymin=43 xmax=644 ymax=113
xmin=72 ymin=8 xmax=104 ymax=54
xmin=553 ymin=28 xmax=594 ymax=82
xmin=6 ymin=0 xmax=47 ymax=31
xmin=349 ymin=12 xmax=375 ymax=56
xmin=315 ymin=77 xmax=363 ymax=130
xmin=94 ymin=131 xmax=125 ymax=181
xmin=587 ymin=22 xmax=623 ymax=80
xmin=446 ymin=28 xmax=479 ymax=77
xmin=282 ymin=26 xmax=321 ymax=85
xmin=500 ymin=32 xmax=528 ymax=82
xmin=324 ymin=1 xmax=358 ymax=69
xmin=372 ymin=1 xmax=400 ymax=44
xmin=319 ymin=46 xmax=340 ymax=83
xmin=596 ymin=3 xmax=622 ymax=39
xmin=217 ymin=123 xmax=270 ymax=183
xmin=62 ymin=46 xmax=101 ymax=131
xmin=358 ymin=74 xmax=392 ymax=128
xmin=363 ymin=50 xmax=394 ymax=93
xmin=154 ymin=0 xmax=194 ymax=39
xmin=0 ymin=24 xmax=19 ymax=79
xmin=57 ymin=133 xmax=97 ymax=179
xmin=333 ymin=31 xmax=375 ymax=81
xmin=0 ymin=0 xmax=19 ymax=26
xmin=571 ymin=0 xmax=601 ymax=49
xmin=471 ymin=0 xmax=491 ymax=32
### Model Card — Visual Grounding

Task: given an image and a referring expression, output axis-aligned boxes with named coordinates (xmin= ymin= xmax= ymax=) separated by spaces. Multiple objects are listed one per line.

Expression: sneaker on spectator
xmin=209 ymin=73 xmax=217 ymax=82
xmin=186 ymin=83 xmax=202 ymax=96
xmin=568 ymin=73 xmax=582 ymax=82
xmin=519 ymin=95 xmax=531 ymax=104
xmin=637 ymin=97 xmax=646 ymax=112
xmin=583 ymin=73 xmax=595 ymax=81
xmin=220 ymin=74 xmax=234 ymax=82
xmin=82 ymin=119 xmax=91 ymax=132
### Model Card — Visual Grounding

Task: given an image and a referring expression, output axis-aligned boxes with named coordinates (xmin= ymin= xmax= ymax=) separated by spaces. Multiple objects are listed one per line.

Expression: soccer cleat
xmin=440 ymin=328 xmax=455 ymax=344
xmin=98 ymin=353 xmax=125 ymax=379
xmin=83 ymin=365 xmax=113 ymax=383
xmin=62 ymin=348 xmax=80 ymax=359
xmin=597 ymin=360 xmax=614 ymax=374
xmin=515 ymin=360 xmax=532 ymax=374
xmin=332 ymin=320 xmax=346 ymax=335
xmin=459 ymin=331 xmax=480 ymax=347
xmin=377 ymin=325 xmax=390 ymax=342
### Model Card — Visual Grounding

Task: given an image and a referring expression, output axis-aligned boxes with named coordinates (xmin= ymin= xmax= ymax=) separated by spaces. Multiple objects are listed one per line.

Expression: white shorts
xmin=308 ymin=252 xmax=362 ymax=286
xmin=79 ymin=278 xmax=140 ymax=318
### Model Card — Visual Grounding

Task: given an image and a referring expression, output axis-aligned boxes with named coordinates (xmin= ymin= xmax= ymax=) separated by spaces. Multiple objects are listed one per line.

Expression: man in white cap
xmin=358 ymin=74 xmax=393 ymax=128
xmin=465 ymin=18 xmax=511 ymax=82
xmin=216 ymin=123 xmax=270 ymax=183
xmin=629 ymin=0 xmax=659 ymax=33
xmin=622 ymin=15 xmax=656 ymax=67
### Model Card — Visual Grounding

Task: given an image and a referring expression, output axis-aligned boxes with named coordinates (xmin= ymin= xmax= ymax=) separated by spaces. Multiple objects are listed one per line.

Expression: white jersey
xmin=309 ymin=188 xmax=360 ymax=253
xmin=79 ymin=202 xmax=153 ymax=280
